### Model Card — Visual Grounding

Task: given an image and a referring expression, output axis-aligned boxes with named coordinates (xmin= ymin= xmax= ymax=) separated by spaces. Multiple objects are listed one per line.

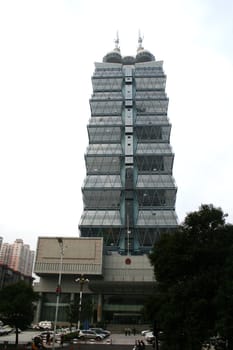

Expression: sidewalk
xmin=110 ymin=334 xmax=143 ymax=345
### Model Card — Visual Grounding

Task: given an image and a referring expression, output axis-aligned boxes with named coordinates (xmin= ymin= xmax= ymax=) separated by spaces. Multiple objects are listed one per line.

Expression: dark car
xmin=0 ymin=328 xmax=7 ymax=336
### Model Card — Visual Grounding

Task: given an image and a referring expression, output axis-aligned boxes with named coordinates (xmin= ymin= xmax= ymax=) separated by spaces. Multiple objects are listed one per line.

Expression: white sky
xmin=0 ymin=0 xmax=233 ymax=251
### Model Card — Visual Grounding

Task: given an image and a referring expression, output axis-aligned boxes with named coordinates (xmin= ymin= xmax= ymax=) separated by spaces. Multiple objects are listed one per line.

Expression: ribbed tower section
xmin=79 ymin=38 xmax=178 ymax=254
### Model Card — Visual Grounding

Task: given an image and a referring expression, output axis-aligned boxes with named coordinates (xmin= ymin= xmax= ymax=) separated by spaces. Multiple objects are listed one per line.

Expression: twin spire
xmin=113 ymin=31 xmax=145 ymax=53
xmin=103 ymin=31 xmax=155 ymax=63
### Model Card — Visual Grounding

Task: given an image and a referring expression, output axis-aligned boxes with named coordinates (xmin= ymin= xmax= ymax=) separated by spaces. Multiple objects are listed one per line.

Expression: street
xmin=0 ymin=330 xmax=152 ymax=347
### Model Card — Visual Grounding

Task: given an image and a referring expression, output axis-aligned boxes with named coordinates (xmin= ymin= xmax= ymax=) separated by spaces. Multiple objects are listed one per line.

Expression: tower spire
xmin=137 ymin=30 xmax=144 ymax=52
xmin=114 ymin=31 xmax=120 ymax=52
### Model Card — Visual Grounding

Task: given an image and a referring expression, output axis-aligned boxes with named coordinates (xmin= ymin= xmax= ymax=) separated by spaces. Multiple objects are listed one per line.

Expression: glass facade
xmin=79 ymin=44 xmax=178 ymax=255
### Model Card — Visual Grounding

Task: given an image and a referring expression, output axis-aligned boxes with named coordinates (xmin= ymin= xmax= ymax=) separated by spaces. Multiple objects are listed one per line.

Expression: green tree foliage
xmin=66 ymin=299 xmax=80 ymax=327
xmin=148 ymin=204 xmax=233 ymax=350
xmin=66 ymin=295 xmax=93 ymax=328
xmin=0 ymin=281 xmax=39 ymax=345
xmin=215 ymin=245 xmax=233 ymax=348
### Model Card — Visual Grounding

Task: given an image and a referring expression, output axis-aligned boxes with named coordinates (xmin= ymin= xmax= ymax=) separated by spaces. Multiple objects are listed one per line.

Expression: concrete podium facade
xmin=33 ymin=236 xmax=155 ymax=324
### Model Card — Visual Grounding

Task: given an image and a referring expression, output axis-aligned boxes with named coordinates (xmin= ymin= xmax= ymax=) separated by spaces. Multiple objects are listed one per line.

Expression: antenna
xmin=114 ymin=31 xmax=120 ymax=51
xmin=138 ymin=30 xmax=144 ymax=51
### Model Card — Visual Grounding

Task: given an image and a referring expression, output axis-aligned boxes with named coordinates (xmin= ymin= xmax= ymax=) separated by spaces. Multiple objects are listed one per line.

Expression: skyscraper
xmin=0 ymin=238 xmax=35 ymax=289
xmin=33 ymin=37 xmax=179 ymax=325
xmin=0 ymin=239 xmax=34 ymax=277
xmin=79 ymin=35 xmax=178 ymax=254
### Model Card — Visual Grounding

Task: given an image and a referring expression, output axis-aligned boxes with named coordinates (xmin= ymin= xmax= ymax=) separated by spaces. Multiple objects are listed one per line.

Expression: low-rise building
xmin=33 ymin=237 xmax=155 ymax=325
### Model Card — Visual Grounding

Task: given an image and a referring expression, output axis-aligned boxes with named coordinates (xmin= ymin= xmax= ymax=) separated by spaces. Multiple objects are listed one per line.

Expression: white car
xmin=89 ymin=328 xmax=111 ymax=338
xmin=141 ymin=329 xmax=152 ymax=336
xmin=0 ymin=325 xmax=13 ymax=336
xmin=145 ymin=331 xmax=155 ymax=343
xmin=78 ymin=330 xmax=105 ymax=341
xmin=32 ymin=331 xmax=61 ymax=343
xmin=38 ymin=321 xmax=52 ymax=330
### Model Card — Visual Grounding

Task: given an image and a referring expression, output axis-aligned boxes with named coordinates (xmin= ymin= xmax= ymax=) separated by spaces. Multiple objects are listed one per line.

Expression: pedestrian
xmin=140 ymin=339 xmax=145 ymax=350
xmin=46 ymin=332 xmax=51 ymax=345
xmin=32 ymin=336 xmax=42 ymax=350
xmin=60 ymin=334 xmax=64 ymax=347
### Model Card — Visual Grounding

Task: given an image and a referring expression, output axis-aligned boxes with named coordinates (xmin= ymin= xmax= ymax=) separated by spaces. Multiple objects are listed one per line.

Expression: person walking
xmin=60 ymin=334 xmax=64 ymax=347
xmin=140 ymin=339 xmax=145 ymax=350
xmin=46 ymin=332 xmax=51 ymax=345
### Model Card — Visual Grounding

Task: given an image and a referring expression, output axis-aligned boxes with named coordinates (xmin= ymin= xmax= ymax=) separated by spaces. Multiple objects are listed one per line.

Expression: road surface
xmin=0 ymin=330 xmax=151 ymax=346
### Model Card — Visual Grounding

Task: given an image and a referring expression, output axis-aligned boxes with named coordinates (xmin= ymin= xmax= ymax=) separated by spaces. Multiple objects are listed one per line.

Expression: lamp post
xmin=75 ymin=275 xmax=89 ymax=330
xmin=52 ymin=237 xmax=64 ymax=350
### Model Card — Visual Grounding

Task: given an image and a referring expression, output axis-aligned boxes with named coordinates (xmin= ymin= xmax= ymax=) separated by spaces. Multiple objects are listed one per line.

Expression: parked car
xmin=0 ymin=328 xmax=7 ymax=336
xmin=141 ymin=329 xmax=152 ymax=336
xmin=145 ymin=331 xmax=155 ymax=343
xmin=78 ymin=329 xmax=105 ymax=341
xmin=89 ymin=328 xmax=111 ymax=338
xmin=31 ymin=323 xmax=40 ymax=330
xmin=0 ymin=325 xmax=13 ymax=336
xmin=38 ymin=320 xmax=53 ymax=330
xmin=32 ymin=331 xmax=61 ymax=343
xmin=11 ymin=328 xmax=22 ymax=333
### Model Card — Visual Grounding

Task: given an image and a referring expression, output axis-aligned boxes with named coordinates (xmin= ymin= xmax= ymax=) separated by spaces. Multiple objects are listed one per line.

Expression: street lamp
xmin=52 ymin=237 xmax=64 ymax=350
xmin=75 ymin=275 xmax=89 ymax=330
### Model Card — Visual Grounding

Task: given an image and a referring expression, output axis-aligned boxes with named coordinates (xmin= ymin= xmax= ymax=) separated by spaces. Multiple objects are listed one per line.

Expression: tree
xmin=215 ymin=244 xmax=233 ymax=349
xmin=0 ymin=281 xmax=39 ymax=345
xmin=148 ymin=204 xmax=233 ymax=350
xmin=66 ymin=294 xmax=93 ymax=328
xmin=66 ymin=299 xmax=79 ymax=327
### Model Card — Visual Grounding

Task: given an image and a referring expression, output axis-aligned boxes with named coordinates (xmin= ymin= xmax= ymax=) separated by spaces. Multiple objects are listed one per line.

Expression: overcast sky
xmin=0 ymin=0 xmax=233 ymax=251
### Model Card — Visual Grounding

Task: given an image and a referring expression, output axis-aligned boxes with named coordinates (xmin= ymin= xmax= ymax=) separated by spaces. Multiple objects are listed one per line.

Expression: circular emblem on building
xmin=125 ymin=258 xmax=131 ymax=265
